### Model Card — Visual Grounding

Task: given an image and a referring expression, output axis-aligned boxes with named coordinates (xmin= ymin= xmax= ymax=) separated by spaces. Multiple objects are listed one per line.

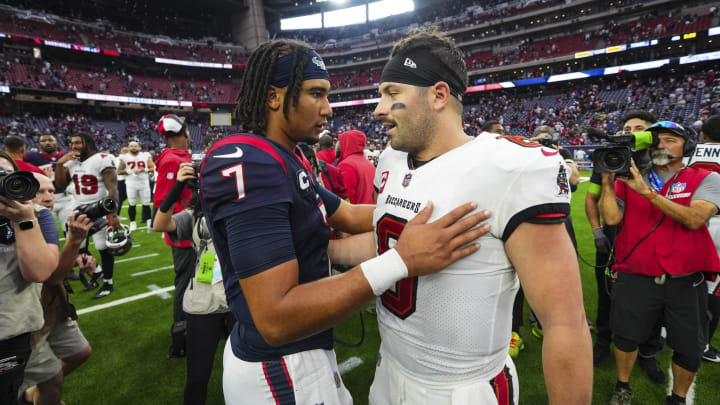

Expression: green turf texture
xmin=61 ymin=180 xmax=720 ymax=404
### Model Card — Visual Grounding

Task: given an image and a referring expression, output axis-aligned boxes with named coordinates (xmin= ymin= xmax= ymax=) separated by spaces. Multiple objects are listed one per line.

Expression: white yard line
xmin=115 ymin=253 xmax=159 ymax=263
xmin=77 ymin=285 xmax=175 ymax=315
xmin=131 ymin=265 xmax=174 ymax=277
xmin=338 ymin=357 xmax=363 ymax=375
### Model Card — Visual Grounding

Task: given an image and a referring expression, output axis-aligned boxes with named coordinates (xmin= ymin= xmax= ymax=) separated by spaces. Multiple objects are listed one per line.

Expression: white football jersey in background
xmin=65 ymin=153 xmax=115 ymax=204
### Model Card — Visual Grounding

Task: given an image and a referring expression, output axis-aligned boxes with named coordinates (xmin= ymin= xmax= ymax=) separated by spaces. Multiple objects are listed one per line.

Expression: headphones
xmin=681 ymin=126 xmax=698 ymax=157
xmin=648 ymin=122 xmax=697 ymax=157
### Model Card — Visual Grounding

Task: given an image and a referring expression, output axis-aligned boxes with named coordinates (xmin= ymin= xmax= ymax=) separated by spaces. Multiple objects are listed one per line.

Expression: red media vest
xmin=613 ymin=166 xmax=720 ymax=277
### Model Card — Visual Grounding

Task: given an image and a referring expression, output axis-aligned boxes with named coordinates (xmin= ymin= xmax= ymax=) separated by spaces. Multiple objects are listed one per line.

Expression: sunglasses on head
xmin=652 ymin=121 xmax=683 ymax=130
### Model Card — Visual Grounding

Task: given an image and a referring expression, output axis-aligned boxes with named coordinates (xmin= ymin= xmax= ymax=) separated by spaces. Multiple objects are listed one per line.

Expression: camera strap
xmin=648 ymin=169 xmax=664 ymax=192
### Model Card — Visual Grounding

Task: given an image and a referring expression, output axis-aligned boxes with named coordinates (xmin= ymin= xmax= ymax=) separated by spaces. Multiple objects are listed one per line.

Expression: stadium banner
xmin=155 ymin=57 xmax=233 ymax=69
xmin=679 ymin=50 xmax=720 ymax=65
xmin=76 ymin=92 xmax=193 ymax=107
xmin=330 ymin=97 xmax=381 ymax=108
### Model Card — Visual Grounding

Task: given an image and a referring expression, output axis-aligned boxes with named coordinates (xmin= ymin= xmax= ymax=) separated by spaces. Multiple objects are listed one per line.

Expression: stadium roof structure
xmin=263 ymin=0 xmax=372 ymax=17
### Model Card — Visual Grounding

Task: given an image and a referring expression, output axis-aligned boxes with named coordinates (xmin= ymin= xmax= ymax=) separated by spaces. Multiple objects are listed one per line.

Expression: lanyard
xmin=648 ymin=169 xmax=664 ymax=192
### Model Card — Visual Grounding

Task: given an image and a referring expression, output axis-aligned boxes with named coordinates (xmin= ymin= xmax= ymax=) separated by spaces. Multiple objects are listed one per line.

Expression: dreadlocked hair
xmin=74 ymin=132 xmax=97 ymax=154
xmin=235 ymin=39 xmax=311 ymax=134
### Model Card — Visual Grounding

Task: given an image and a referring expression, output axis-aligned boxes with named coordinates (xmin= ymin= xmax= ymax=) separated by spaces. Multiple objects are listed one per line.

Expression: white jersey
xmin=364 ymin=149 xmax=381 ymax=166
xmin=115 ymin=156 xmax=125 ymax=181
xmin=685 ymin=143 xmax=720 ymax=251
xmin=373 ymin=133 xmax=571 ymax=384
xmin=119 ymin=152 xmax=152 ymax=185
xmin=65 ymin=153 xmax=116 ymax=204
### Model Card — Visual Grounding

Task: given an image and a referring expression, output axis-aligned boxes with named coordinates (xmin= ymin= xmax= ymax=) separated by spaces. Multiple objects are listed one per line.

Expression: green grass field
xmin=60 ymin=177 xmax=720 ymax=404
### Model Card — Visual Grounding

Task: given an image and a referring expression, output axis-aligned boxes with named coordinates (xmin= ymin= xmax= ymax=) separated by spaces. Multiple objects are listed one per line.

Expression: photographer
xmin=153 ymin=163 xmax=234 ymax=405
xmin=599 ymin=121 xmax=720 ymax=405
xmin=586 ymin=110 xmax=667 ymax=379
xmin=19 ymin=173 xmax=94 ymax=405
xmin=153 ymin=114 xmax=194 ymax=359
xmin=0 ymin=151 xmax=59 ymax=405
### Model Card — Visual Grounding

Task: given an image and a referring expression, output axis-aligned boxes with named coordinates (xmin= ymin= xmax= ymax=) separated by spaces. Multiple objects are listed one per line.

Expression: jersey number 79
xmin=376 ymin=213 xmax=418 ymax=320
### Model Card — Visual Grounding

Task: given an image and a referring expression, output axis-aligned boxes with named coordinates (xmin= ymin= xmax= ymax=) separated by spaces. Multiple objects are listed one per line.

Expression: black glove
xmin=593 ymin=228 xmax=612 ymax=255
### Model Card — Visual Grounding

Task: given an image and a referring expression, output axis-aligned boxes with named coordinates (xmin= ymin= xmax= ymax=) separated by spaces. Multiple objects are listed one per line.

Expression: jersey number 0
xmin=376 ymin=213 xmax=418 ymax=320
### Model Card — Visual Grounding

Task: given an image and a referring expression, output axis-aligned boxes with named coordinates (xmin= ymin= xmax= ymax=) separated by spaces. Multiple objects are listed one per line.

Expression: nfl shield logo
xmin=671 ymin=182 xmax=686 ymax=193
xmin=402 ymin=173 xmax=412 ymax=188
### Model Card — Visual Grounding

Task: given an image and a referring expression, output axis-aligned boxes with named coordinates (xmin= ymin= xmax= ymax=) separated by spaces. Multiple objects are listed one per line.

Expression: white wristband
xmin=361 ymin=248 xmax=409 ymax=296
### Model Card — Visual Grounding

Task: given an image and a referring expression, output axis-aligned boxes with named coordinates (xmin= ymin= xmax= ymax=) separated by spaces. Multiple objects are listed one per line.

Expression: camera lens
xmin=0 ymin=172 xmax=40 ymax=201
xmin=101 ymin=198 xmax=118 ymax=213
xmin=604 ymin=150 xmax=626 ymax=171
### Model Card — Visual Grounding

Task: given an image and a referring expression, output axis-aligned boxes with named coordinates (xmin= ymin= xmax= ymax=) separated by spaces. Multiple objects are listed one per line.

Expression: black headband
xmin=380 ymin=48 xmax=466 ymax=100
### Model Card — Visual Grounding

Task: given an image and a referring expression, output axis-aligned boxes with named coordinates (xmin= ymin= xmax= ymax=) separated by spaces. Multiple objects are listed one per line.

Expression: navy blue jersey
xmin=200 ymin=134 xmax=335 ymax=361
xmin=24 ymin=150 xmax=67 ymax=193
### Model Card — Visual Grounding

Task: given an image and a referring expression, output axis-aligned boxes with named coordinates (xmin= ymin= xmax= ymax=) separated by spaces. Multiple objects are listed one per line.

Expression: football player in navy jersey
xmin=200 ymin=39 xmax=491 ymax=405
xmin=24 ymin=134 xmax=75 ymax=231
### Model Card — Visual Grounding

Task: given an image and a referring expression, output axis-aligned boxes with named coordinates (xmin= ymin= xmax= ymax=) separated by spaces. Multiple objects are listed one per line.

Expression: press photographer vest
xmin=613 ymin=166 xmax=720 ymax=277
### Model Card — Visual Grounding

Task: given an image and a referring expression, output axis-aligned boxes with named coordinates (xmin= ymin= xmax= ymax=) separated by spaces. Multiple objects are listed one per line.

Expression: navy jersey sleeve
xmin=317 ymin=185 xmax=341 ymax=217
xmin=200 ymin=137 xmax=292 ymax=224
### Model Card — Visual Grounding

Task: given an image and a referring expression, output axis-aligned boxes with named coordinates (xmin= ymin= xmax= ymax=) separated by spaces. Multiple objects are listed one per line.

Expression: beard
xmin=390 ymin=103 xmax=436 ymax=157
xmin=651 ymin=149 xmax=674 ymax=166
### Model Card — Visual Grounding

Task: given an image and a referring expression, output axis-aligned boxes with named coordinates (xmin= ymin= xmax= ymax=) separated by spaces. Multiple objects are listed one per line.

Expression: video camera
xmin=0 ymin=169 xmax=39 ymax=201
xmin=588 ymin=128 xmax=655 ymax=177
xmin=185 ymin=155 xmax=204 ymax=190
xmin=74 ymin=197 xmax=118 ymax=236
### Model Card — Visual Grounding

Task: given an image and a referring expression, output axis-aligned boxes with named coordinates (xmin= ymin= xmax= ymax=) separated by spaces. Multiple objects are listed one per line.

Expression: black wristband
xmin=159 ymin=181 xmax=187 ymax=213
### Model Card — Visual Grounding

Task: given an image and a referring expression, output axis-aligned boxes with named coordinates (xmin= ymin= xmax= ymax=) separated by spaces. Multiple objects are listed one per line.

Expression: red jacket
xmin=338 ymin=130 xmax=375 ymax=204
xmin=15 ymin=160 xmax=44 ymax=175
xmin=613 ymin=166 xmax=720 ymax=278
xmin=154 ymin=148 xmax=192 ymax=247
xmin=316 ymin=149 xmax=336 ymax=165
xmin=319 ymin=160 xmax=347 ymax=200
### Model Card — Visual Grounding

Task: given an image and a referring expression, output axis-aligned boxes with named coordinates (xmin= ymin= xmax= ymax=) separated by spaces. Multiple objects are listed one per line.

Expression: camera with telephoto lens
xmin=588 ymin=128 xmax=654 ymax=177
xmin=537 ymin=137 xmax=558 ymax=148
xmin=73 ymin=197 xmax=118 ymax=236
xmin=75 ymin=198 xmax=118 ymax=221
xmin=0 ymin=168 xmax=40 ymax=201
xmin=185 ymin=159 xmax=203 ymax=190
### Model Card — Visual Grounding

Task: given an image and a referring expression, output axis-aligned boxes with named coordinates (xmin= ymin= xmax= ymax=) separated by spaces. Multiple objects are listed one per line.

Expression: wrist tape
xmin=360 ymin=248 xmax=408 ymax=296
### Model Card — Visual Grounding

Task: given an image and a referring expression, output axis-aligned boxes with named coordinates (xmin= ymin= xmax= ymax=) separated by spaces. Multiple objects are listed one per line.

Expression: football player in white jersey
xmin=55 ymin=132 xmax=122 ymax=299
xmin=683 ymin=114 xmax=720 ymax=363
xmin=117 ymin=141 xmax=155 ymax=231
xmin=365 ymin=29 xmax=592 ymax=405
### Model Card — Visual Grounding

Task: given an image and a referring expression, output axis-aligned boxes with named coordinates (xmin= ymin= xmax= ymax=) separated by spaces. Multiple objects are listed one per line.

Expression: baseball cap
xmin=647 ymin=121 xmax=689 ymax=140
xmin=157 ymin=114 xmax=186 ymax=138
xmin=533 ymin=125 xmax=557 ymax=138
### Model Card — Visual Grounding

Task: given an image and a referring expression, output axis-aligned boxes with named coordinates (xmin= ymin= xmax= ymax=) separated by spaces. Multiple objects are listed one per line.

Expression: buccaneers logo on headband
xmin=380 ymin=49 xmax=466 ymax=100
